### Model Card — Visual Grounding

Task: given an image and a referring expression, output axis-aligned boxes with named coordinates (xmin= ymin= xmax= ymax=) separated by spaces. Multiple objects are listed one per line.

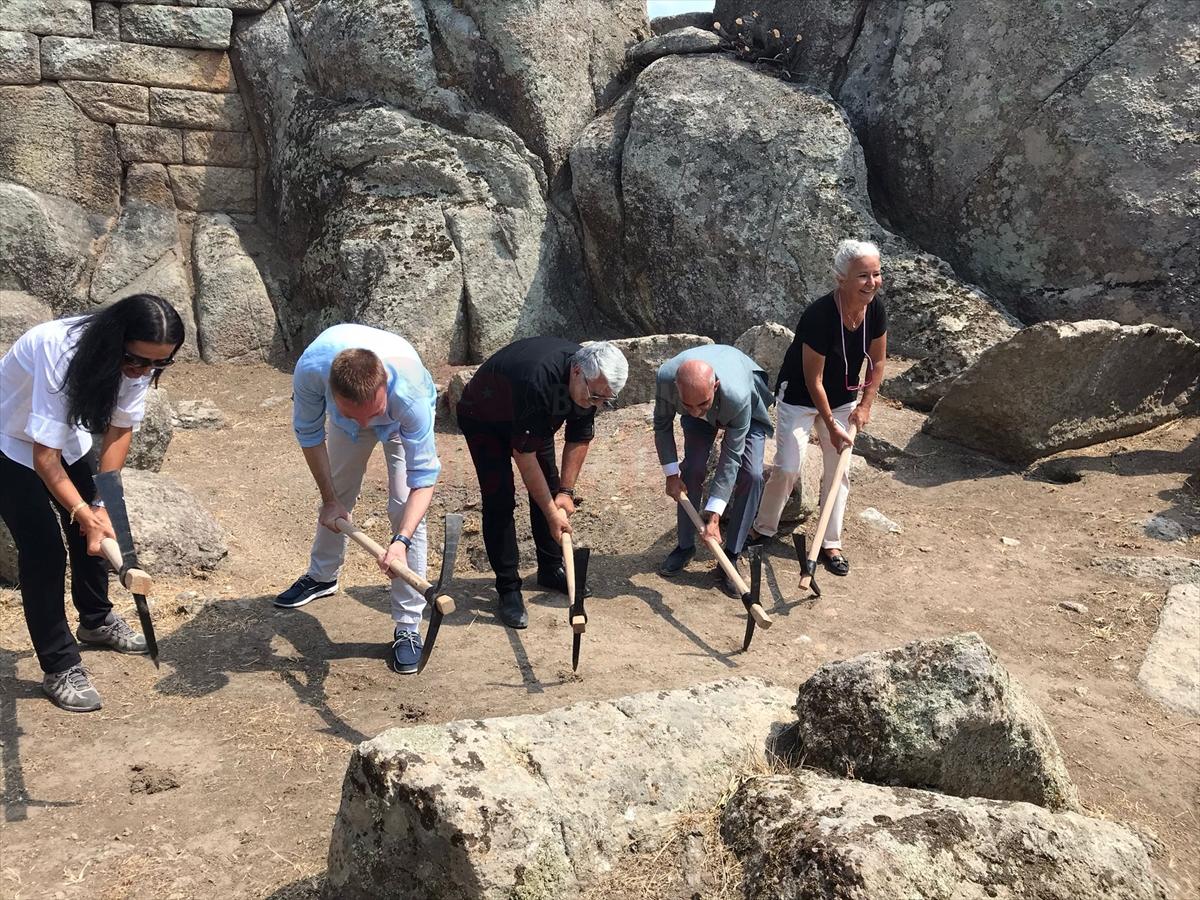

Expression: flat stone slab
xmin=1093 ymin=555 xmax=1200 ymax=586
xmin=41 ymin=36 xmax=236 ymax=93
xmin=0 ymin=31 xmax=39 ymax=85
xmin=1138 ymin=584 xmax=1200 ymax=716
xmin=628 ymin=26 xmax=722 ymax=66
xmin=0 ymin=0 xmax=92 ymax=37
xmin=60 ymin=80 xmax=149 ymax=124
xmin=723 ymin=772 xmax=1163 ymax=900
xmin=120 ymin=4 xmax=233 ymax=51
xmin=327 ymin=678 xmax=794 ymax=899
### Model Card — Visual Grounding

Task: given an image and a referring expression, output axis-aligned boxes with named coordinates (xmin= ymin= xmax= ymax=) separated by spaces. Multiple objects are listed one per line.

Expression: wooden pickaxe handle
xmin=99 ymin=537 xmax=152 ymax=594
xmin=334 ymin=517 xmax=453 ymax=613
xmin=562 ymin=533 xmax=586 ymax=634
xmin=799 ymin=423 xmax=858 ymax=590
xmin=677 ymin=492 xmax=771 ymax=628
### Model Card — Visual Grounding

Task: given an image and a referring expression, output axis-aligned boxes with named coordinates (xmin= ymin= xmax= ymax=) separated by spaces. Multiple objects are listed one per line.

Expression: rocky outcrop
xmin=723 ymin=772 xmax=1164 ymax=900
xmin=734 ymin=322 xmax=793 ymax=382
xmin=1138 ymin=584 xmax=1200 ymax=716
xmin=925 ymin=321 xmax=1200 ymax=464
xmin=794 ymin=632 xmax=1080 ymax=810
xmin=124 ymin=387 xmax=174 ymax=472
xmin=326 ymin=678 xmax=793 ymax=900
xmin=570 ymin=55 xmax=1016 ymax=396
xmin=650 ymin=11 xmax=713 ymax=36
xmin=627 ymin=27 xmax=722 ymax=68
xmin=713 ymin=0 xmax=1200 ymax=339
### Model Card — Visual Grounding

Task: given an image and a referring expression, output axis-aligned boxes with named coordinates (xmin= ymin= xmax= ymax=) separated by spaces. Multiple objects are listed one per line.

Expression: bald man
xmin=652 ymin=345 xmax=774 ymax=594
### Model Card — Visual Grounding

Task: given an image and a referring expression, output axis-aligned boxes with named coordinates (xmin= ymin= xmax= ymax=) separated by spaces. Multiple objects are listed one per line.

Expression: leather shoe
xmin=535 ymin=565 xmax=568 ymax=594
xmin=659 ymin=545 xmax=695 ymax=576
xmin=498 ymin=590 xmax=528 ymax=629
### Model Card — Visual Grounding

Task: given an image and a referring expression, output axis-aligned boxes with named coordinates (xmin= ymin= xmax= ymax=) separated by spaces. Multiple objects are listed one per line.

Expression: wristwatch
xmin=391 ymin=533 xmax=412 ymax=549
xmin=90 ymin=498 xmax=106 ymax=509
xmin=556 ymin=487 xmax=577 ymax=500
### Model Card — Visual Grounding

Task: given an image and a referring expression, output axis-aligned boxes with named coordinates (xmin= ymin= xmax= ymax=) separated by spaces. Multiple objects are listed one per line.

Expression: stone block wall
xmin=0 ymin=0 xmax=284 ymax=364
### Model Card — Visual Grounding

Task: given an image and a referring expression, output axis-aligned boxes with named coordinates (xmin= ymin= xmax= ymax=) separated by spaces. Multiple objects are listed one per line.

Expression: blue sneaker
xmin=391 ymin=628 xmax=423 ymax=674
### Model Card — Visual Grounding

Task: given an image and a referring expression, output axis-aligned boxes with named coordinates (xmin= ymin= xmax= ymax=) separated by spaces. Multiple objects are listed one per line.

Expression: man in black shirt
xmin=753 ymin=239 xmax=888 ymax=576
xmin=456 ymin=338 xmax=629 ymax=628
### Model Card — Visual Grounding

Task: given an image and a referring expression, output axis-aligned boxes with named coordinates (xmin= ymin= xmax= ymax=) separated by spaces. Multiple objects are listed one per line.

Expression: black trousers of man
xmin=0 ymin=450 xmax=112 ymax=674
xmin=457 ymin=414 xmax=562 ymax=595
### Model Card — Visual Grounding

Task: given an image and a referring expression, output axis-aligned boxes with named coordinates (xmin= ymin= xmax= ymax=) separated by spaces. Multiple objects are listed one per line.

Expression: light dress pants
xmin=306 ymin=425 xmax=428 ymax=630
xmin=753 ymin=400 xmax=855 ymax=549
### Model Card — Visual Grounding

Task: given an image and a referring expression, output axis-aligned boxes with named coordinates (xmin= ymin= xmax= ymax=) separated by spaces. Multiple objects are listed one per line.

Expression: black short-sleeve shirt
xmin=776 ymin=292 xmax=888 ymax=408
xmin=456 ymin=337 xmax=595 ymax=453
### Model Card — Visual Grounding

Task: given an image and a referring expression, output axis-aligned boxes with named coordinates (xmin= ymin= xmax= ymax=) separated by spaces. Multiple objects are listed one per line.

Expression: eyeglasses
xmin=587 ymin=390 xmax=616 ymax=410
xmin=845 ymin=354 xmax=874 ymax=392
xmin=836 ymin=294 xmax=873 ymax=391
xmin=123 ymin=351 xmax=176 ymax=369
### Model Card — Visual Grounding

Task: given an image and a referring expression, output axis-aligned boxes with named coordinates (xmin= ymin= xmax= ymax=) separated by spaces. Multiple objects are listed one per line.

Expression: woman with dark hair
xmin=0 ymin=294 xmax=184 ymax=712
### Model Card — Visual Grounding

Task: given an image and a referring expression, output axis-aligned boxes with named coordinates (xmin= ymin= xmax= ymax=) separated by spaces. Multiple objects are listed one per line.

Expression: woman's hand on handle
xmin=82 ymin=508 xmax=116 ymax=556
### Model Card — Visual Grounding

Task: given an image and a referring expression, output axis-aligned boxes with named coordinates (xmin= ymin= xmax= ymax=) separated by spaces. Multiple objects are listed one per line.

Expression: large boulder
xmin=1138 ymin=584 xmax=1200 ymax=716
xmin=569 ymin=54 xmax=1016 ymax=392
xmin=124 ymin=387 xmax=174 ymax=472
xmin=599 ymin=333 xmax=713 ymax=405
xmin=794 ymin=632 xmax=1080 ymax=811
xmin=121 ymin=469 xmax=227 ymax=576
xmin=722 ymin=772 xmax=1164 ymax=900
xmin=734 ymin=322 xmax=793 ymax=382
xmin=326 ymin=678 xmax=793 ymax=899
xmin=925 ymin=321 xmax=1200 ymax=464
xmin=0 ymin=181 xmax=104 ymax=310
xmin=0 ymin=290 xmax=50 ymax=354
xmin=192 ymin=213 xmax=284 ymax=363
xmin=627 ymin=26 xmax=722 ymax=68
xmin=0 ymin=467 xmax=224 ymax=584
xmin=714 ymin=0 xmax=1200 ymax=339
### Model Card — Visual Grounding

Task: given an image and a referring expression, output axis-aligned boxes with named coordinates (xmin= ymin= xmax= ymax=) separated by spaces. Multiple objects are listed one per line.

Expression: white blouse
xmin=0 ymin=316 xmax=151 ymax=470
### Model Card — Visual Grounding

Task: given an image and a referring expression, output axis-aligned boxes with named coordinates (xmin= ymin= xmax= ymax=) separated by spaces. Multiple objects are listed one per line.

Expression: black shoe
xmin=274 ymin=575 xmax=339 ymax=608
xmin=659 ymin=545 xmax=695 ymax=576
xmin=536 ymin=565 xmax=568 ymax=594
xmin=498 ymin=590 xmax=528 ymax=629
xmin=746 ymin=530 xmax=770 ymax=548
xmin=712 ymin=559 xmax=743 ymax=599
xmin=819 ymin=549 xmax=850 ymax=576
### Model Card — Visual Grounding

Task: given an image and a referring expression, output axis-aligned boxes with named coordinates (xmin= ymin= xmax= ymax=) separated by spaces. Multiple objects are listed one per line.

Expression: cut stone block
xmin=182 ymin=130 xmax=256 ymax=167
xmin=0 ymin=0 xmax=92 ymax=37
xmin=149 ymin=87 xmax=246 ymax=130
xmin=168 ymin=164 xmax=255 ymax=212
xmin=40 ymin=36 xmax=236 ymax=92
xmin=115 ymin=124 xmax=183 ymax=164
xmin=121 ymin=5 xmax=233 ymax=51
xmin=0 ymin=83 xmax=120 ymax=215
xmin=60 ymin=80 xmax=149 ymax=124
xmin=1138 ymin=584 xmax=1200 ymax=716
xmin=92 ymin=3 xmax=120 ymax=39
xmin=0 ymin=31 xmax=38 ymax=85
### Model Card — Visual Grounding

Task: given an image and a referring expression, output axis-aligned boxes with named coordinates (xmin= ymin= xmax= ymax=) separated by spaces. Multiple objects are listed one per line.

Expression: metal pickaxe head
xmin=570 ymin=545 xmax=590 ymax=672
xmin=742 ymin=545 xmax=764 ymax=651
xmin=416 ymin=513 xmax=464 ymax=674
xmin=793 ymin=532 xmax=821 ymax=598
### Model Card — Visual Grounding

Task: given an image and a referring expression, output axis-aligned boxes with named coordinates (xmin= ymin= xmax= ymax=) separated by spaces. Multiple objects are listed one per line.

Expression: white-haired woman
xmin=456 ymin=338 xmax=629 ymax=629
xmin=749 ymin=239 xmax=887 ymax=575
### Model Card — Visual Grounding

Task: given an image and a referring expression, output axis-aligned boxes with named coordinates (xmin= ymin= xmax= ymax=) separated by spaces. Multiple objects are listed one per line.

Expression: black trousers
xmin=457 ymin=413 xmax=562 ymax=595
xmin=0 ymin=450 xmax=111 ymax=674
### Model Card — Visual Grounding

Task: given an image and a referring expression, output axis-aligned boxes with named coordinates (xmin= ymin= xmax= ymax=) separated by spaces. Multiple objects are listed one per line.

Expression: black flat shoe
xmin=498 ymin=590 xmax=528 ymax=629
xmin=819 ymin=549 xmax=850 ymax=576
xmin=659 ymin=545 xmax=696 ymax=577
xmin=535 ymin=565 xmax=568 ymax=594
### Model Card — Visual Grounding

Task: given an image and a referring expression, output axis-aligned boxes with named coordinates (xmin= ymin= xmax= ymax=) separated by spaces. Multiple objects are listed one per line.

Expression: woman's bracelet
xmin=68 ymin=500 xmax=88 ymax=524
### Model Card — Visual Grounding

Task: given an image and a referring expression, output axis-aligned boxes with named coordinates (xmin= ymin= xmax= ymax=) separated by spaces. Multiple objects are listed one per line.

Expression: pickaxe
xmin=561 ymin=533 xmax=590 ymax=672
xmin=795 ymin=424 xmax=858 ymax=597
xmin=334 ymin=514 xmax=463 ymax=673
xmin=676 ymin=491 xmax=772 ymax=650
xmin=94 ymin=471 xmax=159 ymax=667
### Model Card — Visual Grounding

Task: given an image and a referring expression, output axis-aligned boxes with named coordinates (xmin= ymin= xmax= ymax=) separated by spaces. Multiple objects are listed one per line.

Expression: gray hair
xmin=572 ymin=341 xmax=629 ymax=395
xmin=832 ymin=238 xmax=882 ymax=277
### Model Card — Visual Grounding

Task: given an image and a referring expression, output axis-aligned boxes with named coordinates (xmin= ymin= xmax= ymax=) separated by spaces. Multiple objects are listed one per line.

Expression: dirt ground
xmin=1 ymin=360 xmax=1197 ymax=900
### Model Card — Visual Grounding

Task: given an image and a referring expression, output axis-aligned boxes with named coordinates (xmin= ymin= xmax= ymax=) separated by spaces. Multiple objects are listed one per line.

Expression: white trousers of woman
xmin=753 ymin=399 xmax=855 ymax=549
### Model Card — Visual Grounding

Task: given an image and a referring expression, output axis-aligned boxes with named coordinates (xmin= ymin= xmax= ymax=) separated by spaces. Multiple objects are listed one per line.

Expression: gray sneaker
xmin=76 ymin=612 xmax=148 ymax=654
xmin=42 ymin=665 xmax=103 ymax=712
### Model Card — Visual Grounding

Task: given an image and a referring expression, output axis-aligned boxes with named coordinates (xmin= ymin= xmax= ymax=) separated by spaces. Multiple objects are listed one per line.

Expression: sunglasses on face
xmin=123 ymin=350 xmax=176 ymax=369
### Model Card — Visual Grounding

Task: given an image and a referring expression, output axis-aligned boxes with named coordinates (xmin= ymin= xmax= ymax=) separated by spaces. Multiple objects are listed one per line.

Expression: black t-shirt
xmin=456 ymin=336 xmax=595 ymax=452
xmin=776 ymin=292 xmax=888 ymax=408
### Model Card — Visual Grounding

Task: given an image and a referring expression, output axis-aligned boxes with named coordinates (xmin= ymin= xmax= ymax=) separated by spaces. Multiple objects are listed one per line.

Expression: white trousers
xmin=753 ymin=400 xmax=855 ymax=549
xmin=306 ymin=425 xmax=428 ymax=628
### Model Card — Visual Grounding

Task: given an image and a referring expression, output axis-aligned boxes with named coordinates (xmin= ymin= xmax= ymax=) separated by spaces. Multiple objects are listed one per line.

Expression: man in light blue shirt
xmin=653 ymin=344 xmax=774 ymax=594
xmin=276 ymin=324 xmax=441 ymax=674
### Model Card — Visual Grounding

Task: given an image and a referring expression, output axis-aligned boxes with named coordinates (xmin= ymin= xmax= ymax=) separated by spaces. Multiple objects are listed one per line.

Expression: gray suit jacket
xmin=653 ymin=344 xmax=775 ymax=506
